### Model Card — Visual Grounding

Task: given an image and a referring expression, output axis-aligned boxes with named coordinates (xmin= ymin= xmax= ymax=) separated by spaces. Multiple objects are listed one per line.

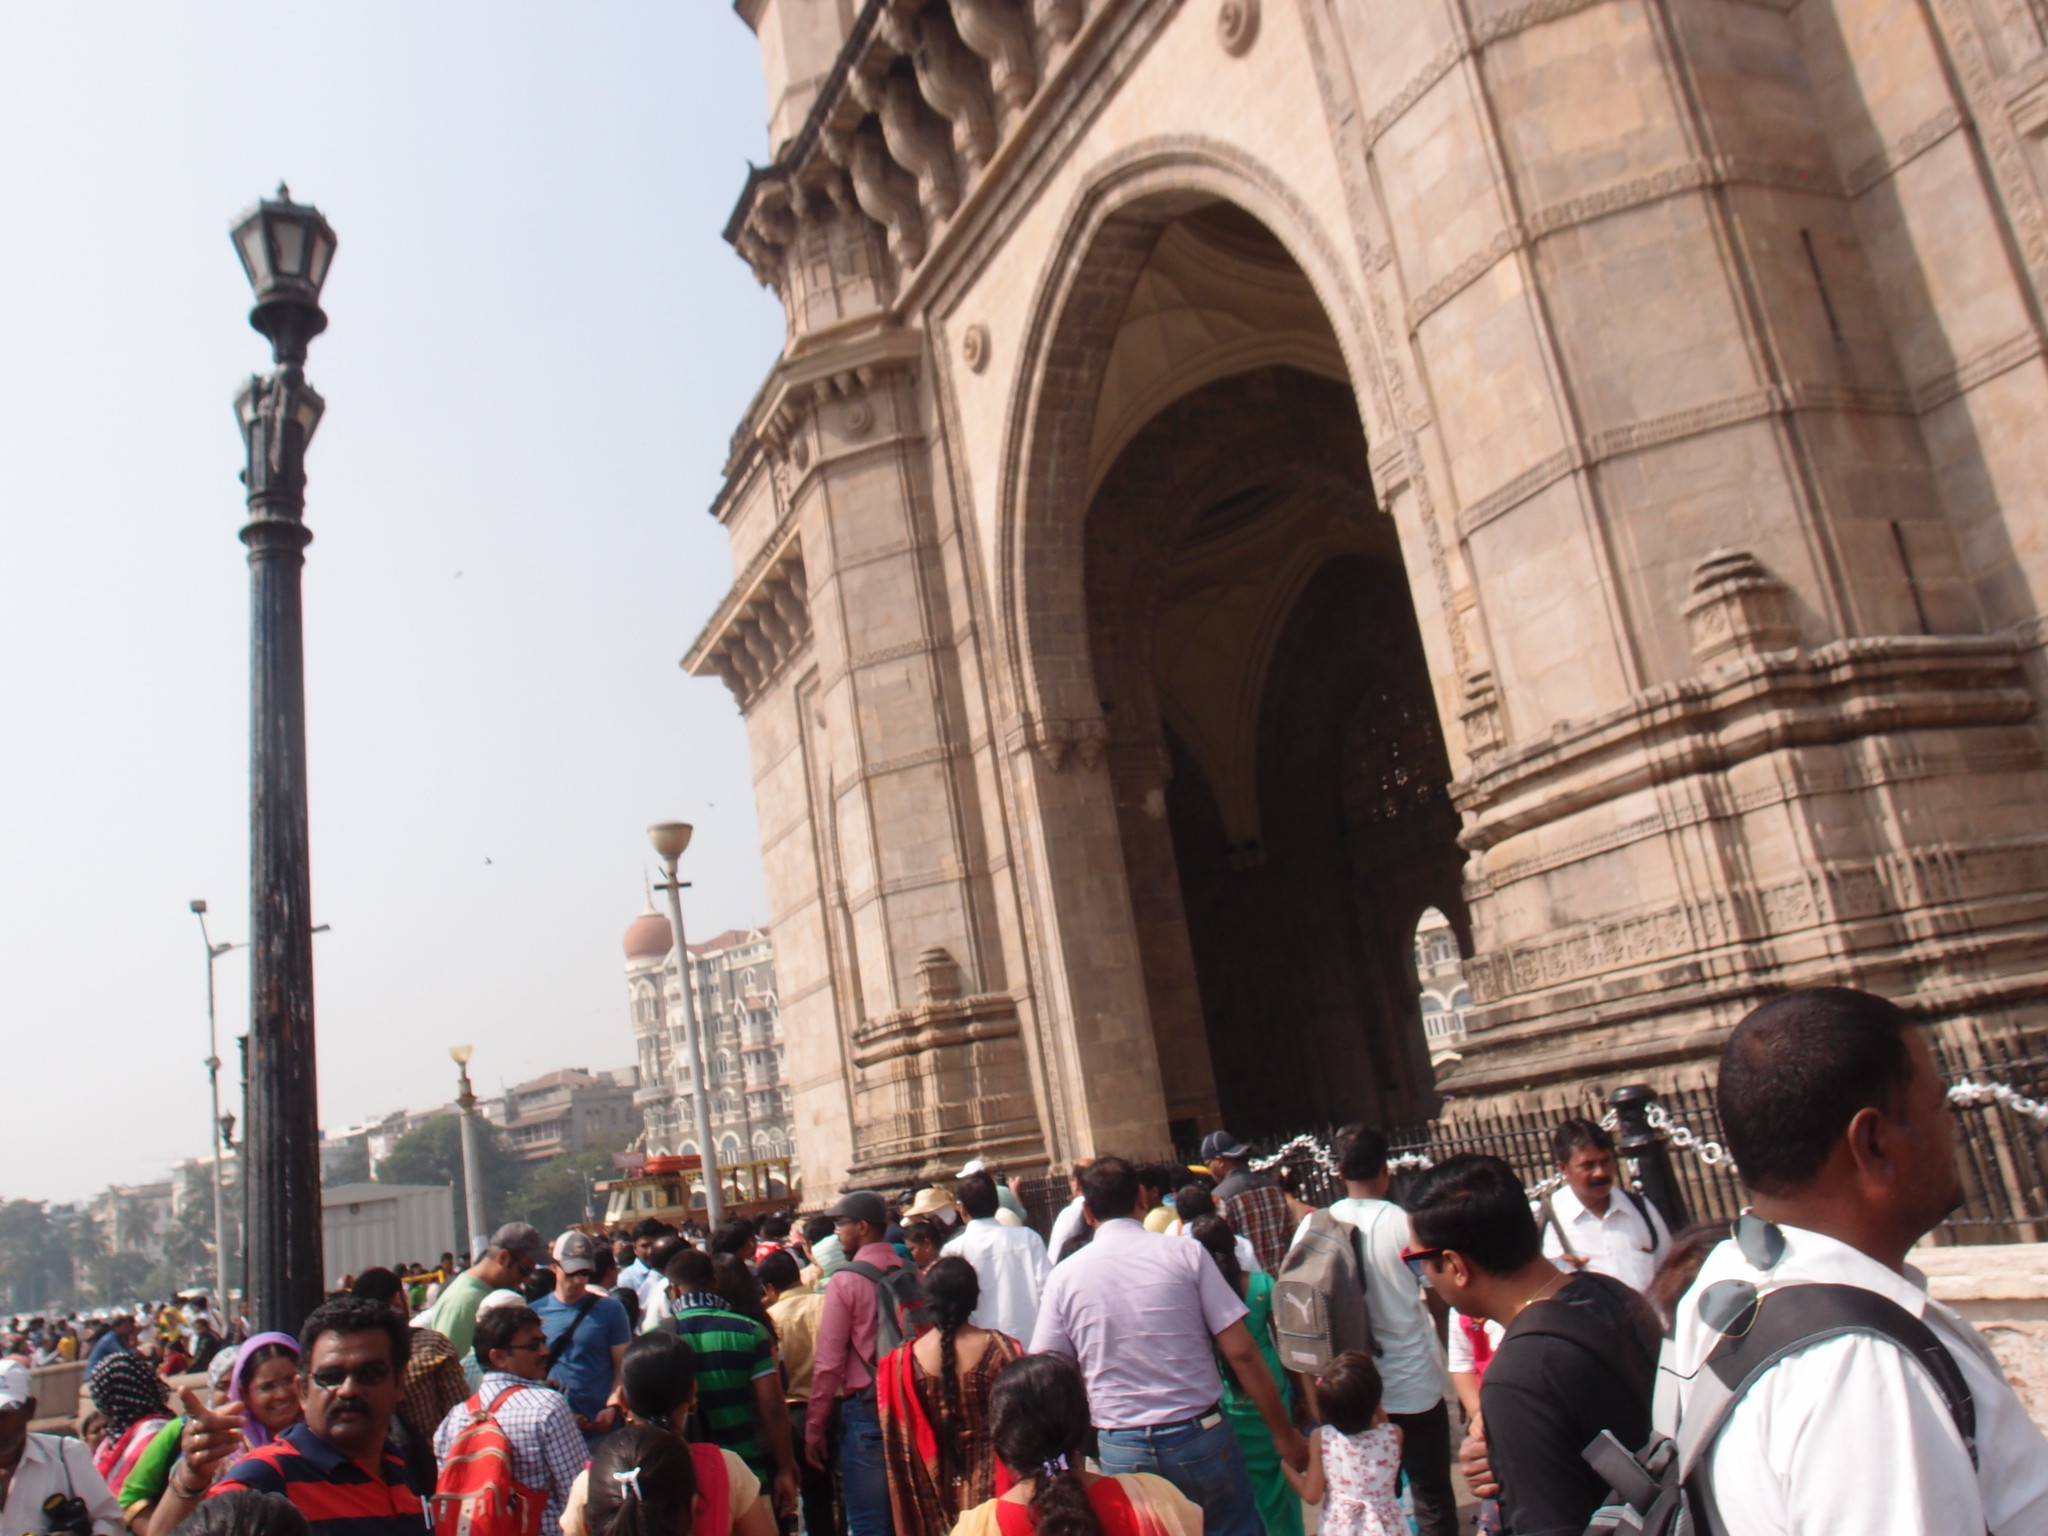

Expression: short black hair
xmin=172 ymin=1490 xmax=310 ymax=1536
xmin=1720 ymin=987 xmax=1920 ymax=1194
xmin=348 ymin=1268 xmax=404 ymax=1306
xmin=756 ymin=1249 xmax=802 ymax=1293
xmin=1404 ymin=1154 xmax=1542 ymax=1275
xmin=647 ymin=1236 xmax=687 ymax=1273
xmin=957 ymin=1172 xmax=1000 ymax=1220
xmin=665 ymin=1245 xmax=715 ymax=1291
xmin=1551 ymin=1117 xmax=1613 ymax=1166
xmin=473 ymin=1303 xmax=542 ymax=1370
xmin=1335 ymin=1125 xmax=1389 ymax=1183
xmin=1081 ymin=1156 xmax=1140 ymax=1222
xmin=1173 ymin=1183 xmax=1215 ymax=1222
xmin=632 ymin=1218 xmax=669 ymax=1241
xmin=759 ymin=1213 xmax=791 ymax=1241
xmin=1316 ymin=1350 xmax=1384 ymax=1435
xmin=709 ymin=1219 xmax=756 ymax=1257
xmin=298 ymin=1296 xmax=409 ymax=1372
xmin=802 ymin=1215 xmax=835 ymax=1248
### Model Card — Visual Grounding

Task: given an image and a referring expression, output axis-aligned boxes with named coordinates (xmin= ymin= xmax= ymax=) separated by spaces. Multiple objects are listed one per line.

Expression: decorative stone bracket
xmin=1007 ymin=712 xmax=1109 ymax=772
xmin=1682 ymin=548 xmax=1800 ymax=669
xmin=685 ymin=541 xmax=813 ymax=710
xmin=726 ymin=0 xmax=1097 ymax=300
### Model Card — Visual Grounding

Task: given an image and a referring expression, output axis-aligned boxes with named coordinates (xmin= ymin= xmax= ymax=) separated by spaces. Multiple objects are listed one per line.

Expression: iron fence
xmin=1153 ymin=1024 xmax=2048 ymax=1246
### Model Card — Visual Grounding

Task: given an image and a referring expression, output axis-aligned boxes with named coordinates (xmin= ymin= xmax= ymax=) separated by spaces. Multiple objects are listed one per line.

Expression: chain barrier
xmin=1247 ymin=1133 xmax=1565 ymax=1192
xmin=1949 ymin=1079 xmax=2048 ymax=1123
xmin=1644 ymin=1101 xmax=1735 ymax=1170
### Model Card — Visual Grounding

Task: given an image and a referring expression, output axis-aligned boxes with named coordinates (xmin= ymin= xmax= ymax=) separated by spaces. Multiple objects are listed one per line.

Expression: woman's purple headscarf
xmin=228 ymin=1331 xmax=300 ymax=1448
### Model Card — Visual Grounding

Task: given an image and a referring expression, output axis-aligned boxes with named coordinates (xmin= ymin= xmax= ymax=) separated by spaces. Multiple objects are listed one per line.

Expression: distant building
xmin=484 ymin=1067 xmax=639 ymax=1163
xmin=91 ymin=1180 xmax=174 ymax=1263
xmin=1412 ymin=907 xmax=1473 ymax=1064
xmin=624 ymin=904 xmax=796 ymax=1174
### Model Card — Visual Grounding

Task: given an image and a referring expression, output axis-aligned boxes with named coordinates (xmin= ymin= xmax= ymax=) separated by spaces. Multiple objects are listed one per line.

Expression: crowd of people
xmin=4 ymin=986 xmax=2046 ymax=1536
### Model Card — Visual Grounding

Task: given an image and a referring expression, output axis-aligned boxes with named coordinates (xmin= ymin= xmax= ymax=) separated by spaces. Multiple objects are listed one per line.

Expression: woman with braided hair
xmin=951 ymin=1353 xmax=1202 ymax=1536
xmin=875 ymin=1256 xmax=1019 ymax=1536
xmin=1189 ymin=1215 xmax=1301 ymax=1536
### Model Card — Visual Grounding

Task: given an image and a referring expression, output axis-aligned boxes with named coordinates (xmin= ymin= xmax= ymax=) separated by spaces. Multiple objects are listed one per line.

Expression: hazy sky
xmin=0 ymin=5 xmax=785 ymax=1202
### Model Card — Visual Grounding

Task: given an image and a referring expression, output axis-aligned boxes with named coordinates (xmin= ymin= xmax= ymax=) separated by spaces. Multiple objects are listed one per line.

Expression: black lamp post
xmin=231 ymin=184 xmax=337 ymax=1335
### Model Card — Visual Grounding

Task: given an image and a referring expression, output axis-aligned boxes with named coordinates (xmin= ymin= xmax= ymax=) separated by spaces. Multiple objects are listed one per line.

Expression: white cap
xmin=0 ymin=1359 xmax=31 ymax=1411
xmin=476 ymin=1288 xmax=527 ymax=1317
xmin=957 ymin=1159 xmax=987 ymax=1177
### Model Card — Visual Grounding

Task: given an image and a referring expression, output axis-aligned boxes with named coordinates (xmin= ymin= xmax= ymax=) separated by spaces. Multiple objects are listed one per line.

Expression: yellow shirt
xmin=768 ymin=1289 xmax=827 ymax=1403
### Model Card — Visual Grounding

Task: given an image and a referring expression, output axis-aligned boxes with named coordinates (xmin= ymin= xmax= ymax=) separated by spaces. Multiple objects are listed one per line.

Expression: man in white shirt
xmin=1533 ymin=1118 xmax=1670 ymax=1292
xmin=1046 ymin=1157 xmax=1094 ymax=1261
xmin=0 ymin=1361 xmax=122 ymax=1536
xmin=1289 ymin=1125 xmax=1457 ymax=1536
xmin=951 ymin=1171 xmax=1052 ymax=1342
xmin=1661 ymin=987 xmax=2048 ymax=1535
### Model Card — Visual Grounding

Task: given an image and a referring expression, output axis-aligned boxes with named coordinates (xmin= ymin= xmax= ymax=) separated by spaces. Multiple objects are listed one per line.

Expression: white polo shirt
xmin=1659 ymin=1224 xmax=2048 ymax=1535
xmin=1291 ymin=1199 xmax=1447 ymax=1415
xmin=952 ymin=1215 xmax=1052 ymax=1344
xmin=1534 ymin=1183 xmax=1670 ymax=1292
xmin=2 ymin=1433 xmax=122 ymax=1536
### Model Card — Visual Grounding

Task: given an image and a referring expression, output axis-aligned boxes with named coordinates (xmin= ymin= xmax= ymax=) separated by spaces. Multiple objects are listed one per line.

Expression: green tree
xmin=507 ymin=1136 xmax=633 ymax=1237
xmin=153 ymin=1166 xmax=217 ymax=1297
xmin=324 ymin=1139 xmax=371 ymax=1185
xmin=376 ymin=1115 xmax=523 ymax=1245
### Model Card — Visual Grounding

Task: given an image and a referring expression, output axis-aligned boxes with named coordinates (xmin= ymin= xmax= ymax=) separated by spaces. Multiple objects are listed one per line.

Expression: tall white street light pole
xmin=450 ymin=1045 xmax=489 ymax=1260
xmin=649 ymin=822 xmax=723 ymax=1230
xmin=188 ymin=901 xmax=241 ymax=1310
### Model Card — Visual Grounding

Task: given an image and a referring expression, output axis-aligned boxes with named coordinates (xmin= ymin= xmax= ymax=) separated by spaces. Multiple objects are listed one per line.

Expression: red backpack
xmin=429 ymin=1386 xmax=546 ymax=1536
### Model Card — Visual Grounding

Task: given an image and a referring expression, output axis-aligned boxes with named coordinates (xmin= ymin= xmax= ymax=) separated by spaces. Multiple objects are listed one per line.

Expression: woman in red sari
xmin=949 ymin=1354 xmax=1201 ymax=1536
xmin=878 ymin=1256 xmax=1021 ymax=1536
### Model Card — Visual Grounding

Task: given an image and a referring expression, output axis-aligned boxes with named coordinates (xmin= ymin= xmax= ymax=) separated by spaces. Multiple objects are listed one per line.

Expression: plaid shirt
xmin=1218 ymin=1180 xmax=1293 ymax=1275
xmin=399 ymin=1326 xmax=467 ymax=1444
xmin=433 ymin=1374 xmax=588 ymax=1536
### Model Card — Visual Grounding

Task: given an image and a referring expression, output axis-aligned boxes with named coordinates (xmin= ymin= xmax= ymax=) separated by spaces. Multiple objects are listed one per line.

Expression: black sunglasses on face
xmin=1401 ymin=1247 xmax=1445 ymax=1281
xmin=310 ymin=1361 xmax=392 ymax=1391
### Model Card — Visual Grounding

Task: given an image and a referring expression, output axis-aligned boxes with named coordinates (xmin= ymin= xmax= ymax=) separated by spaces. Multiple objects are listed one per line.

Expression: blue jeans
xmin=1096 ymin=1413 xmax=1264 ymax=1536
xmin=838 ymin=1394 xmax=893 ymax=1536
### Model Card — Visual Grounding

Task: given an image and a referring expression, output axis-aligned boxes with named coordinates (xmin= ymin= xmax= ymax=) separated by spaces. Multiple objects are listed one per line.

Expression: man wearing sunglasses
xmin=424 ymin=1221 xmax=552 ymax=1364
xmin=206 ymin=1297 xmax=427 ymax=1536
xmin=1403 ymin=1156 xmax=1659 ymax=1536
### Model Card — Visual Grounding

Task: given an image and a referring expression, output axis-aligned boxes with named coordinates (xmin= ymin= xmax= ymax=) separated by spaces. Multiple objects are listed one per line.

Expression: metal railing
xmin=1005 ymin=1024 xmax=2048 ymax=1246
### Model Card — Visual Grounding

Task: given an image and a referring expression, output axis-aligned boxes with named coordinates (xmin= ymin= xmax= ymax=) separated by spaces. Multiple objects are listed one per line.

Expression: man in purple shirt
xmin=1030 ymin=1157 xmax=1307 ymax=1536
xmin=806 ymin=1190 xmax=901 ymax=1536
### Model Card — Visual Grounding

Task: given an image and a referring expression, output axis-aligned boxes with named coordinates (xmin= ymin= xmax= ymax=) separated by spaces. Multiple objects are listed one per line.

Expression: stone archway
xmin=1085 ymin=361 xmax=1463 ymax=1139
xmin=994 ymin=162 xmax=1443 ymax=1160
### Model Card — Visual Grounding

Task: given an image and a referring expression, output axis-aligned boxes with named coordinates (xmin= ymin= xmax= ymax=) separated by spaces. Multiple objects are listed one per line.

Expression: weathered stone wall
xmin=691 ymin=0 xmax=2048 ymax=1194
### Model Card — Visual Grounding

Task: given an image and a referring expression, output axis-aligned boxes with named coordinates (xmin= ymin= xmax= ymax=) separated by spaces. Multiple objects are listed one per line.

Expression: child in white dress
xmin=1282 ymin=1349 xmax=1408 ymax=1536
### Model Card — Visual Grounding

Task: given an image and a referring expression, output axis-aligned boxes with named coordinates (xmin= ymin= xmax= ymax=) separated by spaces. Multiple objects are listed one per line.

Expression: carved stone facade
xmin=692 ymin=0 xmax=2048 ymax=1192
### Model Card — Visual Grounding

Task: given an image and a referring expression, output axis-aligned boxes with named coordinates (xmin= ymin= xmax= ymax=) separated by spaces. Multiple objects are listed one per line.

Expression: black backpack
xmin=845 ymin=1258 xmax=929 ymax=1370
xmin=1581 ymin=1282 xmax=1977 ymax=1535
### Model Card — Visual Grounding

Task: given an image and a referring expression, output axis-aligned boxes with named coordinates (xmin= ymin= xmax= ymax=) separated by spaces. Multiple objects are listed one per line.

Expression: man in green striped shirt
xmin=659 ymin=1246 xmax=797 ymax=1520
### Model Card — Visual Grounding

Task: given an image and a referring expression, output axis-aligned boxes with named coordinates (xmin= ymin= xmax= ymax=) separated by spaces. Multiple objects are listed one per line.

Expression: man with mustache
xmin=200 ymin=1298 xmax=427 ymax=1536
xmin=1532 ymin=1118 xmax=1669 ymax=1293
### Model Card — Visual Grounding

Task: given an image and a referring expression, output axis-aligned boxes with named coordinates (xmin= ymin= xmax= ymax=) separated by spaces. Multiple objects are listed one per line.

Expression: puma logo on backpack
xmin=1272 ymin=1209 xmax=1377 ymax=1375
xmin=430 ymin=1386 xmax=545 ymax=1536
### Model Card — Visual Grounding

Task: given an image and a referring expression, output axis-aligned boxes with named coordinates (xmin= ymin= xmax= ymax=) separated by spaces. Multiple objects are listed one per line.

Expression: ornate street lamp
xmin=649 ymin=822 xmax=724 ymax=1230
xmin=230 ymin=184 xmax=337 ymax=1334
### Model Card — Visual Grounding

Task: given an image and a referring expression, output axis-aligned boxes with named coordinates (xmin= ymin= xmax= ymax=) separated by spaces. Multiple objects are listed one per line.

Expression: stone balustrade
xmin=727 ymin=0 xmax=1093 ymax=307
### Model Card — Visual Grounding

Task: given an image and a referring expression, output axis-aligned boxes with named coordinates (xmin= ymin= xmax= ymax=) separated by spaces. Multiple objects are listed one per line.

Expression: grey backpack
xmin=1582 ymin=1281 xmax=1977 ymax=1535
xmin=1272 ymin=1209 xmax=1377 ymax=1375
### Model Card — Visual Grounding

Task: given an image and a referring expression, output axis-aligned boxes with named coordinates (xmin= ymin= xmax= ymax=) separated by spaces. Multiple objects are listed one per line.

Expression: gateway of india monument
xmin=685 ymin=0 xmax=2048 ymax=1195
